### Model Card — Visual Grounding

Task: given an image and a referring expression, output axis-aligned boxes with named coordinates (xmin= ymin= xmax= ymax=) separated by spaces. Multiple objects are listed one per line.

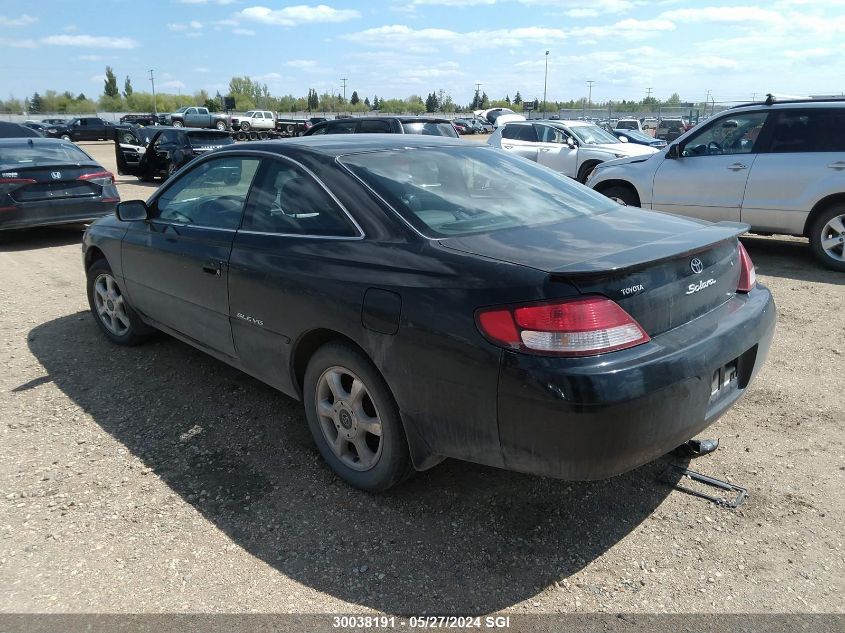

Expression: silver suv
xmin=587 ymin=98 xmax=845 ymax=271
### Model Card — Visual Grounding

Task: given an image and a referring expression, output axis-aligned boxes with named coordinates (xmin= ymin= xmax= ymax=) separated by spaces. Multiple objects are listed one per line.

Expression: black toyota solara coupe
xmin=82 ymin=135 xmax=776 ymax=492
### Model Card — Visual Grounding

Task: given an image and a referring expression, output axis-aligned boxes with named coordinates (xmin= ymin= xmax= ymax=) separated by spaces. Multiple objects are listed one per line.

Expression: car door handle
xmin=202 ymin=261 xmax=223 ymax=276
xmin=539 ymin=147 xmax=551 ymax=152
xmin=503 ymin=144 xmax=513 ymax=149
xmin=727 ymin=163 xmax=748 ymax=171
xmin=827 ymin=161 xmax=845 ymax=170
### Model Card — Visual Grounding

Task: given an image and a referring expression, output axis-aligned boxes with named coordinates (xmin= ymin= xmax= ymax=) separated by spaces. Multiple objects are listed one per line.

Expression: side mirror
xmin=566 ymin=137 xmax=576 ymax=149
xmin=116 ymin=200 xmax=149 ymax=222
xmin=666 ymin=144 xmax=681 ymax=159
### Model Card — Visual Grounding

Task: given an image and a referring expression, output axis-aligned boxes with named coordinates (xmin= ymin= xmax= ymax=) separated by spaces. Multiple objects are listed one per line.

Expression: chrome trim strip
xmin=236 ymin=229 xmax=364 ymax=241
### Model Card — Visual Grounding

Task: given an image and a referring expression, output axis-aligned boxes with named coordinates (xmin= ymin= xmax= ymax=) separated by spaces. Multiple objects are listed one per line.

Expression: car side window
xmin=535 ymin=125 xmax=565 ymax=144
xmin=681 ymin=112 xmax=768 ymax=157
xmin=513 ymin=125 xmax=539 ymax=143
xmin=241 ymin=160 xmax=358 ymax=237
xmin=326 ymin=120 xmax=358 ymax=134
xmin=768 ymin=110 xmax=845 ymax=153
xmin=500 ymin=125 xmax=519 ymax=140
xmin=359 ymin=120 xmax=392 ymax=133
xmin=153 ymin=156 xmax=261 ymax=230
xmin=309 ymin=125 xmax=328 ymax=135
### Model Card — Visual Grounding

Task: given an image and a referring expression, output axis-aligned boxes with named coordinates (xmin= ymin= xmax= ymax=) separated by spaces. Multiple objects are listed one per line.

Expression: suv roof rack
xmin=729 ymin=93 xmax=845 ymax=109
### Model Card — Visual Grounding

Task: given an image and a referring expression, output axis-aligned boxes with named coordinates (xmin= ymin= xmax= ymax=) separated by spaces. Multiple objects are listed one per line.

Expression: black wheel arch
xmin=803 ymin=193 xmax=845 ymax=236
xmin=593 ymin=179 xmax=643 ymax=207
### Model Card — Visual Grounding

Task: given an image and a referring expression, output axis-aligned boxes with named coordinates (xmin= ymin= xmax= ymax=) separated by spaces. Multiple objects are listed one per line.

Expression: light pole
xmin=543 ymin=50 xmax=549 ymax=119
xmin=586 ymin=80 xmax=595 ymax=119
xmin=148 ymin=69 xmax=157 ymax=119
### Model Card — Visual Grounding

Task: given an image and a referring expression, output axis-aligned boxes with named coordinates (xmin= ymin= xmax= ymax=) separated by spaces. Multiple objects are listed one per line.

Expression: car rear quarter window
xmin=326 ymin=120 xmax=358 ymax=134
xmin=768 ymin=109 xmax=845 ymax=153
xmin=501 ymin=124 xmax=537 ymax=142
xmin=359 ymin=120 xmax=392 ymax=133
xmin=153 ymin=156 xmax=261 ymax=230
xmin=241 ymin=160 xmax=358 ymax=237
xmin=340 ymin=146 xmax=618 ymax=238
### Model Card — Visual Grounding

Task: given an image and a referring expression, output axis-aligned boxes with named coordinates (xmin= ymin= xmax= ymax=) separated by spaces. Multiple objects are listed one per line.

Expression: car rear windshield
xmin=401 ymin=122 xmax=458 ymax=138
xmin=340 ymin=146 xmax=618 ymax=238
xmin=0 ymin=142 xmax=92 ymax=166
xmin=616 ymin=120 xmax=639 ymax=130
xmin=617 ymin=129 xmax=655 ymax=142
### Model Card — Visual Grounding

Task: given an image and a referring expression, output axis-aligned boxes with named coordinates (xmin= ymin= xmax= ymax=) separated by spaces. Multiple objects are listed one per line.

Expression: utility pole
xmin=542 ymin=50 xmax=549 ymax=119
xmin=645 ymin=87 xmax=653 ymax=100
xmin=340 ymin=78 xmax=348 ymax=103
xmin=148 ymin=69 xmax=157 ymax=119
xmin=586 ymin=80 xmax=595 ymax=118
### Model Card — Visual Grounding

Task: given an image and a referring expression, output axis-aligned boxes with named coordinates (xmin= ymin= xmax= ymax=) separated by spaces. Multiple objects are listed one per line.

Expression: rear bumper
xmin=0 ymin=199 xmax=116 ymax=231
xmin=497 ymin=285 xmax=776 ymax=480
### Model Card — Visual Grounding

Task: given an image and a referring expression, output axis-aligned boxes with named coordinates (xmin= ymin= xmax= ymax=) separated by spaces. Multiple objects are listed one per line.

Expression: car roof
xmin=728 ymin=100 xmax=845 ymax=113
xmin=217 ymin=133 xmax=466 ymax=157
xmin=0 ymin=122 xmax=45 ymax=138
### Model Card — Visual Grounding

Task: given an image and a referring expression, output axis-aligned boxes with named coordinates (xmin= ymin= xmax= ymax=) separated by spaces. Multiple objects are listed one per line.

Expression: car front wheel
xmin=86 ymin=259 xmax=152 ymax=345
xmin=215 ymin=120 xmax=227 ymax=131
xmin=809 ymin=205 xmax=845 ymax=272
xmin=303 ymin=341 xmax=412 ymax=492
xmin=172 ymin=120 xmax=183 ymax=128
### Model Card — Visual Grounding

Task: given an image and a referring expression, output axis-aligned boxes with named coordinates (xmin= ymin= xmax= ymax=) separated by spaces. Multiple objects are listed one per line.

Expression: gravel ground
xmin=0 ymin=141 xmax=843 ymax=615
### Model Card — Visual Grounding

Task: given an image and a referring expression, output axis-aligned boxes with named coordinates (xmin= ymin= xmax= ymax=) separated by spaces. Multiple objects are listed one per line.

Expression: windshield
xmin=568 ymin=124 xmax=623 ymax=145
xmin=617 ymin=129 xmax=655 ymax=142
xmin=340 ymin=146 xmax=617 ymax=238
xmin=244 ymin=111 xmax=255 ymax=117
xmin=0 ymin=141 xmax=92 ymax=166
xmin=175 ymin=107 xmax=189 ymax=114
xmin=402 ymin=122 xmax=458 ymax=138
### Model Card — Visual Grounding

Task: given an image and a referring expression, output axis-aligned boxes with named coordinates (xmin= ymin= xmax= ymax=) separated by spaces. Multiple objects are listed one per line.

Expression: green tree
xmin=364 ymin=96 xmax=370 ymax=108
xmin=77 ymin=93 xmax=87 ymax=101
xmin=30 ymin=92 xmax=42 ymax=113
xmin=666 ymin=92 xmax=681 ymax=105
xmin=513 ymin=91 xmax=522 ymax=105
xmin=104 ymin=66 xmax=119 ymax=98
xmin=425 ymin=92 xmax=438 ymax=113
xmin=480 ymin=92 xmax=489 ymax=109
xmin=123 ymin=76 xmax=133 ymax=98
xmin=372 ymin=95 xmax=379 ymax=109
xmin=350 ymin=90 xmax=360 ymax=105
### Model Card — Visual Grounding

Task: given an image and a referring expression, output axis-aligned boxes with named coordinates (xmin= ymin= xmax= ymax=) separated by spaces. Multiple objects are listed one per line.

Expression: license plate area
xmin=710 ymin=359 xmax=738 ymax=401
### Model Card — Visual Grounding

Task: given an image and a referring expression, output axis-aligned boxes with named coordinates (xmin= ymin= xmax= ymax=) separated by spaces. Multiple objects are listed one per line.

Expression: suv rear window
xmin=501 ymin=124 xmax=537 ymax=142
xmin=401 ymin=122 xmax=458 ymax=138
xmin=768 ymin=109 xmax=845 ymax=153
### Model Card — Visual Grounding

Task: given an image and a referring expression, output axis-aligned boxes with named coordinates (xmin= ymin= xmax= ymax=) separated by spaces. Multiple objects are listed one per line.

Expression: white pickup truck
xmin=230 ymin=110 xmax=276 ymax=132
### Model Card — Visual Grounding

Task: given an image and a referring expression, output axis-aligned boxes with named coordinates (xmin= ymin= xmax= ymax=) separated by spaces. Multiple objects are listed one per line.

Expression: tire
xmin=259 ymin=131 xmax=268 ymax=140
xmin=599 ymin=184 xmax=639 ymax=207
xmin=215 ymin=120 xmax=227 ymax=131
xmin=303 ymin=341 xmax=413 ymax=492
xmin=60 ymin=134 xmax=71 ymax=141
xmin=167 ymin=162 xmax=179 ymax=179
xmin=808 ymin=204 xmax=845 ymax=272
xmin=86 ymin=259 xmax=152 ymax=346
xmin=239 ymin=121 xmax=250 ymax=131
xmin=248 ymin=131 xmax=258 ymax=141
xmin=172 ymin=120 xmax=183 ymax=128
xmin=577 ymin=161 xmax=601 ymax=184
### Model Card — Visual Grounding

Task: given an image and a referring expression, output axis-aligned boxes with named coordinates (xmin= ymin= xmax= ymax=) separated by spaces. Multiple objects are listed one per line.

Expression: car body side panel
xmin=741 ymin=152 xmax=845 ymax=235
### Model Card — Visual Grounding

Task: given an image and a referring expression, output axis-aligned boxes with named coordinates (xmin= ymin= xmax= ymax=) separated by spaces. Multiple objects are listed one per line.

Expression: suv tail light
xmin=737 ymin=242 xmax=756 ymax=293
xmin=476 ymin=296 xmax=650 ymax=357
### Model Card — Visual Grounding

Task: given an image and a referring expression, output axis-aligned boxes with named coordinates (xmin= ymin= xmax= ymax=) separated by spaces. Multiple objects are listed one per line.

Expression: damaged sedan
xmin=82 ymin=135 xmax=775 ymax=492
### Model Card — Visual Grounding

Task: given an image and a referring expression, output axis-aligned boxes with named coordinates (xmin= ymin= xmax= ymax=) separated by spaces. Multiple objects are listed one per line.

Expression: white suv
xmin=488 ymin=120 xmax=657 ymax=183
xmin=587 ymin=99 xmax=845 ymax=271
xmin=232 ymin=110 xmax=276 ymax=131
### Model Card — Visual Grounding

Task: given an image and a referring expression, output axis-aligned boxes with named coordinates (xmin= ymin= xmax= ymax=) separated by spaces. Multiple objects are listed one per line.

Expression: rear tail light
xmin=79 ymin=170 xmax=115 ymax=186
xmin=476 ymin=296 xmax=650 ymax=357
xmin=0 ymin=177 xmax=37 ymax=209
xmin=736 ymin=241 xmax=756 ymax=292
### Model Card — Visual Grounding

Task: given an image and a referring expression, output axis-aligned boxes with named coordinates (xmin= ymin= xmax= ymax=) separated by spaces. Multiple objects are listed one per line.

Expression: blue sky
xmin=1 ymin=0 xmax=844 ymax=105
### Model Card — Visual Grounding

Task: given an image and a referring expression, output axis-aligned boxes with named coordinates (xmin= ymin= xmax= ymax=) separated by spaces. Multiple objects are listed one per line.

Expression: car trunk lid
xmin=2 ymin=163 xmax=107 ymax=202
xmin=439 ymin=207 xmax=747 ymax=336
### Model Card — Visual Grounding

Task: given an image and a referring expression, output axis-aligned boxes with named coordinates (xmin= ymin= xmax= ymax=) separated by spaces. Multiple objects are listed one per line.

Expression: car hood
xmin=438 ymin=207 xmax=748 ymax=275
xmin=591 ymin=142 xmax=657 ymax=157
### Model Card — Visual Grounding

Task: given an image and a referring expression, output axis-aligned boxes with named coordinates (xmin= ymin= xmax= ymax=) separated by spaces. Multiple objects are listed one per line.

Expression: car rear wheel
xmin=239 ymin=121 xmax=250 ymax=131
xmin=60 ymin=134 xmax=71 ymax=141
xmin=215 ymin=120 xmax=227 ymax=131
xmin=809 ymin=205 xmax=845 ymax=272
xmin=86 ymin=259 xmax=152 ymax=346
xmin=303 ymin=341 xmax=412 ymax=492
xmin=600 ymin=184 xmax=639 ymax=207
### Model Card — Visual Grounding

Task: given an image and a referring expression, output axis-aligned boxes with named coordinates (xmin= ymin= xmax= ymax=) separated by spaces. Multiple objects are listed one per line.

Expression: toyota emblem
xmin=690 ymin=258 xmax=704 ymax=274
xmin=50 ymin=171 xmax=61 ymax=180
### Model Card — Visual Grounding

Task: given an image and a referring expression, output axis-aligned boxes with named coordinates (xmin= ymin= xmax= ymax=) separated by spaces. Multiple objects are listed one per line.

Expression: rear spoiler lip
xmin=549 ymin=221 xmax=749 ymax=277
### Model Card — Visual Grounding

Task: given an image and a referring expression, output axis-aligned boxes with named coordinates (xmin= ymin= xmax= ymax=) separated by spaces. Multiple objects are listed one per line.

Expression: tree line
xmin=0 ymin=65 xmax=691 ymax=115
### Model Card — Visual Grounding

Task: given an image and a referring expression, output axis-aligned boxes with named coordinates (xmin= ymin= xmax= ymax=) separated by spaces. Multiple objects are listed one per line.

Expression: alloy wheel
xmin=315 ymin=366 xmax=383 ymax=471
xmin=92 ymin=273 xmax=130 ymax=336
xmin=820 ymin=213 xmax=845 ymax=262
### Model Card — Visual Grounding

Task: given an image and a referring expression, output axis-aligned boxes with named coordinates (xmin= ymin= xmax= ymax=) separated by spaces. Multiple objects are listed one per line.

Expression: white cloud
xmin=285 ymin=59 xmax=318 ymax=68
xmin=159 ymin=80 xmax=186 ymax=90
xmin=239 ymin=4 xmax=361 ymax=27
xmin=89 ymin=74 xmax=107 ymax=82
xmin=168 ymin=21 xmax=203 ymax=31
xmin=233 ymin=28 xmax=256 ymax=35
xmin=255 ymin=72 xmax=282 ymax=80
xmin=0 ymin=36 xmax=37 ymax=47
xmin=0 ymin=14 xmax=37 ymax=27
xmin=41 ymin=34 xmax=139 ymax=48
